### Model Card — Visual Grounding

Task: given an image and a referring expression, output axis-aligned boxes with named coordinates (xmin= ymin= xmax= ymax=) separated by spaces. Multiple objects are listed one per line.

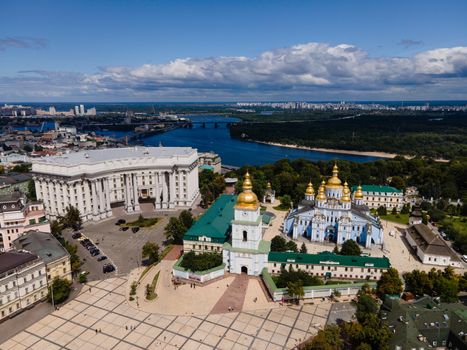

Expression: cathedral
xmin=283 ymin=164 xmax=383 ymax=248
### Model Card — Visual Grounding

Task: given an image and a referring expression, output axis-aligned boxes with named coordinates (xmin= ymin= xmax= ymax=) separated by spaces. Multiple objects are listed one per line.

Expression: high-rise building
xmin=74 ymin=106 xmax=79 ymax=116
xmin=79 ymin=104 xmax=85 ymax=116
xmin=48 ymin=106 xmax=56 ymax=115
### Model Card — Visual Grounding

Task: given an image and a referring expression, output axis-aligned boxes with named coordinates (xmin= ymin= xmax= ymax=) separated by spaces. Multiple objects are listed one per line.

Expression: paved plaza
xmin=0 ymin=277 xmax=331 ymax=350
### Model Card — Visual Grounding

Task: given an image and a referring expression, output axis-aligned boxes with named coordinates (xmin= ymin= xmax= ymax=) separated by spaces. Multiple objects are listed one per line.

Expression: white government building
xmin=31 ymin=147 xmax=200 ymax=222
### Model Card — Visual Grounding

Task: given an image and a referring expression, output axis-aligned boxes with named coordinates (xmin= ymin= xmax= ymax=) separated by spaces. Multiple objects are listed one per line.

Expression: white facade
xmin=0 ymin=193 xmax=50 ymax=251
xmin=32 ymin=147 xmax=200 ymax=222
xmin=0 ymin=252 xmax=47 ymax=321
xmin=223 ymin=173 xmax=269 ymax=276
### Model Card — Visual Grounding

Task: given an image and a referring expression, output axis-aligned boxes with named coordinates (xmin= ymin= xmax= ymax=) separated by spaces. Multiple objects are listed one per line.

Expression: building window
xmin=242 ymin=230 xmax=247 ymax=241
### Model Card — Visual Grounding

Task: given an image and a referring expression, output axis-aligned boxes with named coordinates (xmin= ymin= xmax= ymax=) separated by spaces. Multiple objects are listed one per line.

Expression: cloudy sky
xmin=1 ymin=0 xmax=467 ymax=102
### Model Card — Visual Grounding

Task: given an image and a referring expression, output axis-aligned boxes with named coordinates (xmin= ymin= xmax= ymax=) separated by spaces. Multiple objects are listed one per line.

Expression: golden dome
xmin=316 ymin=180 xmax=327 ymax=200
xmin=305 ymin=181 xmax=315 ymax=196
xmin=354 ymin=185 xmax=363 ymax=199
xmin=267 ymin=181 xmax=272 ymax=189
xmin=326 ymin=163 xmax=343 ymax=189
xmin=236 ymin=171 xmax=259 ymax=210
xmin=341 ymin=181 xmax=351 ymax=202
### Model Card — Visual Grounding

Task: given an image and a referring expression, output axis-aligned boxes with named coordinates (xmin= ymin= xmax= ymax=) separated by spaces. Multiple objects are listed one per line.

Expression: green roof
xmin=199 ymin=164 xmax=214 ymax=171
xmin=184 ymin=194 xmax=236 ymax=243
xmin=351 ymin=185 xmax=402 ymax=193
xmin=268 ymin=251 xmax=390 ymax=269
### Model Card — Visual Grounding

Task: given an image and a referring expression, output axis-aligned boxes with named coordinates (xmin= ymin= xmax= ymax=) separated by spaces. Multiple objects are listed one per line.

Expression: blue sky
xmin=1 ymin=0 xmax=467 ymax=101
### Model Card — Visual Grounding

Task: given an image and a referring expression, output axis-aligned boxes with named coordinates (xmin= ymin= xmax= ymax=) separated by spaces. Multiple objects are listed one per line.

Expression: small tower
xmin=304 ymin=181 xmax=315 ymax=201
xmin=325 ymin=163 xmax=343 ymax=199
xmin=263 ymin=181 xmax=276 ymax=203
xmin=354 ymin=185 xmax=364 ymax=206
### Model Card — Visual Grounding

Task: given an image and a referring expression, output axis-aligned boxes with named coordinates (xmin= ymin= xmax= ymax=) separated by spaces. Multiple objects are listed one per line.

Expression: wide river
xmin=97 ymin=115 xmax=382 ymax=167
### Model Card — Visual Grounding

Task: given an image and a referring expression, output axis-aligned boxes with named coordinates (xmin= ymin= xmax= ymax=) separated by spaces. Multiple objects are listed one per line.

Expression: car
xmin=72 ymin=232 xmax=82 ymax=239
xmin=97 ymin=256 xmax=107 ymax=261
xmin=462 ymin=255 xmax=467 ymax=263
xmin=132 ymin=227 xmax=139 ymax=233
xmin=90 ymin=249 xmax=100 ymax=256
xmin=116 ymin=219 xmax=126 ymax=225
xmin=103 ymin=264 xmax=115 ymax=273
xmin=121 ymin=226 xmax=129 ymax=231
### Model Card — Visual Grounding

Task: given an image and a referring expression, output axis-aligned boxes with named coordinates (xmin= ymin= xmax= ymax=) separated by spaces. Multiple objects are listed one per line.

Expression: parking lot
xmin=63 ymin=210 xmax=190 ymax=282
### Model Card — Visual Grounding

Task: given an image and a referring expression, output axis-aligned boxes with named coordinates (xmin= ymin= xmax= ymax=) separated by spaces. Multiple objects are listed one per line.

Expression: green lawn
xmin=124 ymin=217 xmax=159 ymax=228
xmin=379 ymin=213 xmax=409 ymax=225
xmin=442 ymin=216 xmax=467 ymax=235
xmin=145 ymin=271 xmax=160 ymax=300
xmin=273 ymin=204 xmax=290 ymax=211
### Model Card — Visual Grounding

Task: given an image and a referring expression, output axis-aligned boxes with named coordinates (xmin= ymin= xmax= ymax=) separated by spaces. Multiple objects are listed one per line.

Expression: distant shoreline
xmin=251 ymin=140 xmax=449 ymax=162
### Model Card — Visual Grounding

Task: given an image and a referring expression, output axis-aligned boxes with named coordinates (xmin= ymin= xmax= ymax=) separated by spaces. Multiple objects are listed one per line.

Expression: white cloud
xmin=2 ymin=42 xmax=467 ymax=101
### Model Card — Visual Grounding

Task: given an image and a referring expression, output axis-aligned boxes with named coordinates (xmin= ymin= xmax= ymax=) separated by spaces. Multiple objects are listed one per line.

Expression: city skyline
xmin=1 ymin=0 xmax=467 ymax=101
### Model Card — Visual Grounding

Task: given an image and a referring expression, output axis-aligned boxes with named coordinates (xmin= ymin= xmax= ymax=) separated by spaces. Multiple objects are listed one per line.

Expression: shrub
xmin=180 ymin=251 xmax=223 ymax=272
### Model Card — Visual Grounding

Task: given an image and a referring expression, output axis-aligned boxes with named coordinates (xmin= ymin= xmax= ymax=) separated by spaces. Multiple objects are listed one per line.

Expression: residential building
xmin=267 ymin=251 xmax=390 ymax=281
xmin=351 ymin=184 xmax=403 ymax=210
xmin=0 ymin=192 xmax=50 ymax=251
xmin=32 ymin=147 xmax=200 ymax=222
xmin=0 ymin=251 xmax=47 ymax=321
xmin=284 ymin=165 xmax=384 ymax=248
xmin=13 ymin=231 xmax=72 ymax=282
xmin=198 ymin=152 xmax=221 ymax=173
xmin=405 ymin=224 xmax=461 ymax=267
xmin=0 ymin=173 xmax=32 ymax=195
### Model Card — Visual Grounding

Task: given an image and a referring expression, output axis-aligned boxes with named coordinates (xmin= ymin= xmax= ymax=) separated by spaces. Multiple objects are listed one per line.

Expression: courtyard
xmin=0 ymin=275 xmax=332 ymax=350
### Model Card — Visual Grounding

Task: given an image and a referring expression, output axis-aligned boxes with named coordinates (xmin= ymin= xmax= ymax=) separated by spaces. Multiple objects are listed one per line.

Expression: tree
xmin=164 ymin=217 xmax=186 ymax=244
xmin=287 ymin=280 xmax=304 ymax=304
xmin=403 ymin=270 xmax=433 ymax=296
xmin=64 ymin=242 xmax=82 ymax=274
xmin=391 ymin=207 xmax=397 ymax=215
xmin=305 ymin=324 xmax=343 ymax=350
xmin=179 ymin=210 xmax=193 ymax=230
xmin=300 ymin=242 xmax=308 ymax=253
xmin=400 ymin=203 xmax=410 ymax=214
xmin=48 ymin=277 xmax=72 ymax=304
xmin=285 ymin=240 xmax=298 ymax=252
xmin=377 ymin=268 xmax=403 ymax=295
xmin=27 ymin=179 xmax=36 ymax=200
xmin=50 ymin=220 xmax=62 ymax=238
xmin=200 ymin=185 xmax=213 ymax=207
xmin=270 ymin=235 xmax=287 ymax=252
xmin=142 ymin=242 xmax=160 ymax=265
xmin=339 ymin=240 xmax=362 ymax=256
xmin=355 ymin=294 xmax=378 ymax=323
xmin=61 ymin=205 xmax=82 ymax=231
xmin=377 ymin=206 xmax=387 ymax=216
xmin=180 ymin=251 xmax=223 ymax=272
xmin=280 ymin=194 xmax=292 ymax=209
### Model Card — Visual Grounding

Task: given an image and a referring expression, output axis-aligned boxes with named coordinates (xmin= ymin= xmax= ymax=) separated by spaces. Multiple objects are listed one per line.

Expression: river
xmin=105 ymin=115 xmax=382 ymax=166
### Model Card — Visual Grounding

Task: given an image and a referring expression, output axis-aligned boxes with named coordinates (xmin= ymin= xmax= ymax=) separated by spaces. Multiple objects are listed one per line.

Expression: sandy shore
xmin=253 ymin=140 xmax=449 ymax=162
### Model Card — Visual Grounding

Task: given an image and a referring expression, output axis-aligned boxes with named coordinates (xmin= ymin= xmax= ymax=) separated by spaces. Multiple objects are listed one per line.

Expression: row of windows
xmin=365 ymin=196 xmax=401 ymax=202
xmin=269 ymin=270 xmax=379 ymax=280
xmin=272 ymin=263 xmax=380 ymax=274
xmin=0 ymin=290 xmax=46 ymax=318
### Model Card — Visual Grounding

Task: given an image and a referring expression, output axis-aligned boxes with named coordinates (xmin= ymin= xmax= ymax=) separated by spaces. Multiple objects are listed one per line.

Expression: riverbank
xmin=251 ymin=140 xmax=449 ymax=162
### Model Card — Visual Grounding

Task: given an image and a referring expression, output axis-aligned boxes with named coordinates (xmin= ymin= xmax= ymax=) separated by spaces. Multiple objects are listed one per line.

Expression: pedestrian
xmin=89 ymin=287 xmax=92 ymax=293
xmin=95 ymin=329 xmax=98 ymax=334
xmin=126 ymin=325 xmax=128 ymax=330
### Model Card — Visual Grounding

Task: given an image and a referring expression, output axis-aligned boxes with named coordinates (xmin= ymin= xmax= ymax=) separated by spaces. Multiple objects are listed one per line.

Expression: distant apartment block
xmin=198 ymin=152 xmax=221 ymax=173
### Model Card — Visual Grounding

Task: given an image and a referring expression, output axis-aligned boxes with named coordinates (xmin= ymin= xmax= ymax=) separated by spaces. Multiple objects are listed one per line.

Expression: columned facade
xmin=32 ymin=147 xmax=200 ymax=222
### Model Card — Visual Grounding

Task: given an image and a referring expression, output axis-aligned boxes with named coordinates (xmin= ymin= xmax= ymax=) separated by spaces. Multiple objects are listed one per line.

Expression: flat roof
xmin=13 ymin=231 xmax=69 ymax=264
xmin=33 ymin=146 xmax=197 ymax=166
xmin=184 ymin=194 xmax=236 ymax=242
xmin=351 ymin=185 xmax=402 ymax=193
xmin=268 ymin=251 xmax=391 ymax=269
xmin=0 ymin=251 xmax=38 ymax=275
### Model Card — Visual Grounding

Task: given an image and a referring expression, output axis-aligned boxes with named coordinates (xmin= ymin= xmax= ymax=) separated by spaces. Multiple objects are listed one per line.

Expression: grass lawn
xmin=138 ymin=245 xmax=173 ymax=282
xmin=124 ymin=216 xmax=159 ymax=228
xmin=273 ymin=204 xmax=290 ymax=211
xmin=145 ymin=271 xmax=160 ymax=300
xmin=442 ymin=216 xmax=467 ymax=235
xmin=379 ymin=213 xmax=409 ymax=225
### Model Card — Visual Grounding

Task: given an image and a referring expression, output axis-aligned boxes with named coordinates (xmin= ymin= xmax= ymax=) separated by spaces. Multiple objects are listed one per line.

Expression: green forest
xmin=229 ymin=112 xmax=467 ymax=159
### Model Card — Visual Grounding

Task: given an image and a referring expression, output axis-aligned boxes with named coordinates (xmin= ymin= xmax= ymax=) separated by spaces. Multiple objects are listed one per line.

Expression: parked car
xmin=132 ymin=227 xmax=139 ymax=233
xmin=115 ymin=219 xmax=126 ymax=225
xmin=97 ymin=256 xmax=108 ymax=261
xmin=103 ymin=264 xmax=115 ymax=273
xmin=462 ymin=255 xmax=467 ymax=263
xmin=90 ymin=249 xmax=100 ymax=257
xmin=72 ymin=232 xmax=82 ymax=239
xmin=120 ymin=226 xmax=129 ymax=232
